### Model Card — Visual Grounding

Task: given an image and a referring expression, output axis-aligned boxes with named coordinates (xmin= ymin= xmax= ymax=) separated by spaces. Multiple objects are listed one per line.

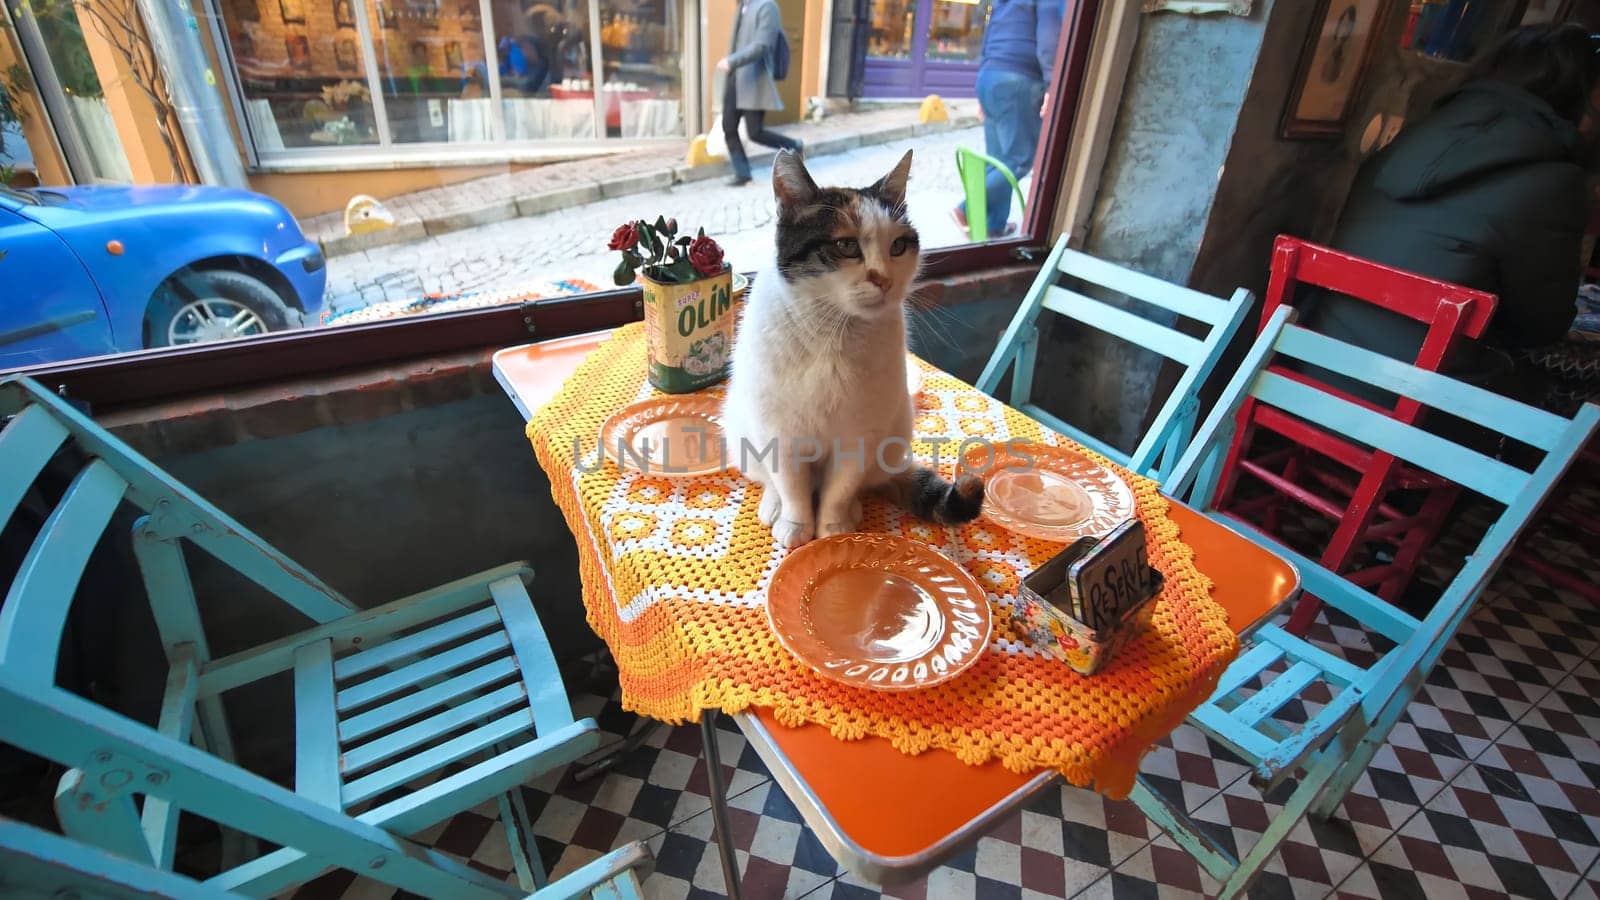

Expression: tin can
xmin=642 ymin=267 xmax=736 ymax=393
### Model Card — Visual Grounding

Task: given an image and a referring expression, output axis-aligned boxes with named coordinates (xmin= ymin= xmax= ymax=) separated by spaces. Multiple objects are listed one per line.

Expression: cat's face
xmin=770 ymin=150 xmax=920 ymax=320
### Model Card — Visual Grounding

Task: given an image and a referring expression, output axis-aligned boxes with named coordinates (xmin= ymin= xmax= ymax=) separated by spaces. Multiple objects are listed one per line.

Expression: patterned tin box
xmin=1011 ymin=521 xmax=1164 ymax=675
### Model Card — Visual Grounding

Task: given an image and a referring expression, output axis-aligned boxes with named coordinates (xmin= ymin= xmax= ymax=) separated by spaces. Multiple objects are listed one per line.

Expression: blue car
xmin=1 ymin=182 xmax=326 ymax=368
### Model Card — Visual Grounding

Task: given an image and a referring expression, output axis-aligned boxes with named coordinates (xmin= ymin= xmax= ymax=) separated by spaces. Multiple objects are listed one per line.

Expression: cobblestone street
xmin=323 ymin=125 xmax=1024 ymax=314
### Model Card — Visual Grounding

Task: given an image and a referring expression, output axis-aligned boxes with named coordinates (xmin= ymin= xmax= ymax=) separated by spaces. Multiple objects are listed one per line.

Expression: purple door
xmin=860 ymin=0 xmax=989 ymax=99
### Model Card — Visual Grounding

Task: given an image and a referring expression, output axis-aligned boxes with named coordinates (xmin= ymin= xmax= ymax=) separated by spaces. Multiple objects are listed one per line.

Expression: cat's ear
xmin=870 ymin=150 xmax=913 ymax=210
xmin=772 ymin=149 xmax=818 ymax=210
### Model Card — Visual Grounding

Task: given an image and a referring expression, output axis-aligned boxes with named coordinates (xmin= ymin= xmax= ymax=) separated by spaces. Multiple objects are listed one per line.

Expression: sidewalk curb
xmin=319 ymin=113 xmax=978 ymax=258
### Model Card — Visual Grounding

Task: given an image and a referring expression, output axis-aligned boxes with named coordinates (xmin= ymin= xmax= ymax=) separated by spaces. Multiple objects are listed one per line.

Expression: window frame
xmin=15 ymin=0 xmax=1101 ymax=411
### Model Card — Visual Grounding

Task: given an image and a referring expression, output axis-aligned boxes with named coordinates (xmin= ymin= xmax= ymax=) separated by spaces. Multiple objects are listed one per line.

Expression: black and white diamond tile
xmin=303 ymin=479 xmax=1600 ymax=900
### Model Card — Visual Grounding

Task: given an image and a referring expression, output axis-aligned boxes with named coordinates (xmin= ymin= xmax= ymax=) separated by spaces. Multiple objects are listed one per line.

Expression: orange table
xmin=493 ymin=333 xmax=1300 ymax=886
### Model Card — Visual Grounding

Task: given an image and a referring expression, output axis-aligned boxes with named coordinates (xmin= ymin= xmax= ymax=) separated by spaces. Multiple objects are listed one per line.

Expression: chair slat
xmin=1252 ymin=371 xmax=1527 ymax=505
xmin=340 ymin=656 xmax=521 ymax=744
xmin=198 ymin=563 xmax=529 ymax=698
xmin=1253 ymin=624 xmax=1365 ymax=687
xmin=334 ymin=606 xmax=500 ymax=681
xmin=1190 ymin=704 xmax=1277 ymax=764
xmin=1229 ymin=660 xmax=1322 ymax=727
xmin=0 ymin=460 xmax=127 ymax=684
xmin=335 ymin=632 xmax=513 ymax=712
xmin=1042 ymin=286 xmax=1204 ymax=365
xmin=341 ymin=709 xmax=535 ymax=807
xmin=294 ymin=641 xmax=344 ymax=807
xmin=1210 ymin=642 xmax=1285 ymax=701
xmin=342 ymin=682 xmax=527 ymax=775
xmin=1059 ymin=248 xmax=1232 ymax=325
xmin=490 ymin=576 xmax=577 ymax=736
xmin=1276 ymin=325 xmax=1568 ymax=451
xmin=0 ymin=403 xmax=69 ymax=527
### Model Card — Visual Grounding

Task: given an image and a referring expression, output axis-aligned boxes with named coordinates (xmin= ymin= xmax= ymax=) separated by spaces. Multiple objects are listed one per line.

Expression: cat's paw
xmin=772 ymin=518 xmax=815 ymax=548
xmin=758 ymin=488 xmax=782 ymax=526
xmin=817 ymin=499 xmax=863 ymax=538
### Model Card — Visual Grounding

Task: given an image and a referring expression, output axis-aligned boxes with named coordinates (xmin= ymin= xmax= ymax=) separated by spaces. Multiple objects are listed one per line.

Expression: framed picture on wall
xmin=279 ymin=0 xmax=305 ymax=23
xmin=1282 ymin=0 xmax=1386 ymax=139
xmin=336 ymin=36 xmax=358 ymax=70
xmin=334 ymin=0 xmax=354 ymax=26
xmin=285 ymin=33 xmax=311 ymax=66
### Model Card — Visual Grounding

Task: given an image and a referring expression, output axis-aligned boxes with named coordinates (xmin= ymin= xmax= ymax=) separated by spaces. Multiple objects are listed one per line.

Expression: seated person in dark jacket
xmin=1302 ymin=24 xmax=1599 ymax=408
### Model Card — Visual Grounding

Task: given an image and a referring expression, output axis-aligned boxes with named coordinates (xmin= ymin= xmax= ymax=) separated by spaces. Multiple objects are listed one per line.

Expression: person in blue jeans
xmin=954 ymin=0 xmax=1065 ymax=237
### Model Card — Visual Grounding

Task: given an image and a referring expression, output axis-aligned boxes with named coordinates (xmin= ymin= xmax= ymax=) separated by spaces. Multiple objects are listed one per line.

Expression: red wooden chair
xmin=1211 ymin=236 xmax=1497 ymax=636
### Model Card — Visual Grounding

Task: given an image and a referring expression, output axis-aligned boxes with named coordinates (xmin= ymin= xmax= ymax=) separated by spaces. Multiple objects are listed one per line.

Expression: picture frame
xmin=285 ymin=33 xmax=311 ymax=66
xmin=279 ymin=0 xmax=305 ymax=23
xmin=336 ymin=36 xmax=358 ymax=70
xmin=1281 ymin=0 xmax=1386 ymax=139
xmin=333 ymin=0 xmax=354 ymax=26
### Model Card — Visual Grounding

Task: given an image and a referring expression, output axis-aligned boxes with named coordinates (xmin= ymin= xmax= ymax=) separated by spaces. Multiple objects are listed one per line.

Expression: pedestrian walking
xmin=717 ymin=0 xmax=802 ymax=187
xmin=953 ymin=0 xmax=1065 ymax=237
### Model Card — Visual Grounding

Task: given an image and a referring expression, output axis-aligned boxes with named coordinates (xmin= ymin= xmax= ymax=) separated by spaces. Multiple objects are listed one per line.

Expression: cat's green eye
xmin=833 ymin=238 xmax=861 ymax=257
xmin=890 ymin=236 xmax=911 ymax=256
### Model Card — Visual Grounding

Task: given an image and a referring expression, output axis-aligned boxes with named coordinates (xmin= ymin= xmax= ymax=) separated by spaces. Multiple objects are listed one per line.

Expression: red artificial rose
xmin=687 ymin=234 xmax=724 ymax=277
xmin=608 ymin=222 xmax=640 ymax=251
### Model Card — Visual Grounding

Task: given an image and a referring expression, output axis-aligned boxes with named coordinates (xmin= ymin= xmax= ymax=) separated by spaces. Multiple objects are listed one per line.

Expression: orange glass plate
xmin=964 ymin=443 xmax=1135 ymax=543
xmin=599 ymin=396 xmax=726 ymax=478
xmin=767 ymin=534 xmax=994 ymax=691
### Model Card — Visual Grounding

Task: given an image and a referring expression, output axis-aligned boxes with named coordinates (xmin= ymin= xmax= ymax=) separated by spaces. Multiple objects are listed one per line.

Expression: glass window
xmin=366 ymin=0 xmax=495 ymax=143
xmin=867 ymin=0 xmax=914 ymax=60
xmin=11 ymin=0 xmax=132 ymax=180
xmin=924 ymin=0 xmax=988 ymax=64
xmin=1 ymin=0 xmax=1093 ymax=383
xmin=213 ymin=0 xmax=382 ymax=148
xmin=499 ymin=0 xmax=598 ymax=139
xmin=597 ymin=0 xmax=683 ymax=138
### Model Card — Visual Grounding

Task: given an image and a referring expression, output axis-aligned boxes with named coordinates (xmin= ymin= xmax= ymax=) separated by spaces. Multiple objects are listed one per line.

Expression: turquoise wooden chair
xmin=1131 ymin=306 xmax=1600 ymax=898
xmin=955 ymin=145 xmax=1026 ymax=241
xmin=976 ymin=235 xmax=1254 ymax=481
xmin=0 ymin=817 xmax=651 ymax=900
xmin=0 ymin=374 xmax=649 ymax=898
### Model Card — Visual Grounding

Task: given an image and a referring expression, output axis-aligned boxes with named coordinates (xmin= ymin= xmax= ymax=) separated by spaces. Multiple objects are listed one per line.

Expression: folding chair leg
xmin=498 ymin=787 xmax=546 ymax=891
xmin=1136 ymin=738 xmax=1353 ymax=900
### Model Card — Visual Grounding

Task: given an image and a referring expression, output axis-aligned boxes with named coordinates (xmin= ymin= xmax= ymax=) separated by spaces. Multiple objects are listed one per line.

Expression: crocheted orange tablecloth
xmin=527 ymin=323 xmax=1238 ymax=798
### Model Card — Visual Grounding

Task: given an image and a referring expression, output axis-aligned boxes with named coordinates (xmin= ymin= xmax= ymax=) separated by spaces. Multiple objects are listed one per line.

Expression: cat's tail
xmin=885 ymin=466 xmax=985 ymax=525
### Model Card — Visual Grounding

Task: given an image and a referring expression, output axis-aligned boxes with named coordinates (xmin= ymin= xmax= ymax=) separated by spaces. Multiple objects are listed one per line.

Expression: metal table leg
xmin=701 ymin=710 xmax=743 ymax=900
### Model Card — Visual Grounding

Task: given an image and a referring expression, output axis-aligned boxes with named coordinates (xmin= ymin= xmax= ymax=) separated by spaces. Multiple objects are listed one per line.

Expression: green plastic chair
xmin=955 ymin=145 xmax=1026 ymax=241
xmin=0 ymin=374 xmax=651 ymax=899
xmin=1134 ymin=306 xmax=1600 ymax=897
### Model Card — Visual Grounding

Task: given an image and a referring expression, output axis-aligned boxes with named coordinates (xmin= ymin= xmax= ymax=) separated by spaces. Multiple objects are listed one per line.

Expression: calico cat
xmin=721 ymin=149 xmax=984 ymax=548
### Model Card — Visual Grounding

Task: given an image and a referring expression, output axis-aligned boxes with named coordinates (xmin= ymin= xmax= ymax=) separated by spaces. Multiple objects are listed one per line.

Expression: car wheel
xmin=146 ymin=270 xmax=296 ymax=348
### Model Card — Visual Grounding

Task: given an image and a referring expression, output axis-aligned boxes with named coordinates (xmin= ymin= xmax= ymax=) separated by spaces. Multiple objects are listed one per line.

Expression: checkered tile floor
xmin=297 ymin=487 xmax=1600 ymax=900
